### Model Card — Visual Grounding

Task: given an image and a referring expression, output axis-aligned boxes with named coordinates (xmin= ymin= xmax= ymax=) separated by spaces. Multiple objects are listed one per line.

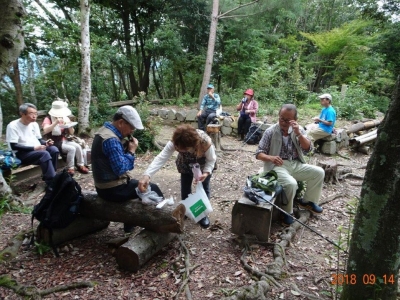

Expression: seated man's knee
xmin=281 ymin=176 xmax=298 ymax=191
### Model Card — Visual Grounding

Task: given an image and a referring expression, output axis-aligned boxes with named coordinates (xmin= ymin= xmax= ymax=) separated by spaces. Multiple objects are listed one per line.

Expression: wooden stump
xmin=231 ymin=196 xmax=279 ymax=242
xmin=36 ymin=216 xmax=110 ymax=245
xmin=80 ymin=191 xmax=186 ymax=233
xmin=207 ymin=124 xmax=221 ymax=151
xmin=317 ymin=159 xmax=338 ymax=183
xmin=115 ymin=229 xmax=178 ymax=272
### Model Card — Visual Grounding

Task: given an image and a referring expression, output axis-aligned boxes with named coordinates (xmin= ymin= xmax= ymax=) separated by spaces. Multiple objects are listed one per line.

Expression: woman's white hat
xmin=48 ymin=101 xmax=72 ymax=117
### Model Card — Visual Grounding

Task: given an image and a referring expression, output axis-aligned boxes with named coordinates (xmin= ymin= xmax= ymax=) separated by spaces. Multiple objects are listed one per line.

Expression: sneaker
xmin=77 ymin=165 xmax=89 ymax=174
xmin=67 ymin=168 xmax=75 ymax=175
xmin=282 ymin=213 xmax=295 ymax=227
xmin=295 ymin=198 xmax=323 ymax=214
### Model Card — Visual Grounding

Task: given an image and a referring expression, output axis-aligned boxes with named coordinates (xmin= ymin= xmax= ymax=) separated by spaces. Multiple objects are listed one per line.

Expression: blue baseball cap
xmin=207 ymin=84 xmax=214 ymax=89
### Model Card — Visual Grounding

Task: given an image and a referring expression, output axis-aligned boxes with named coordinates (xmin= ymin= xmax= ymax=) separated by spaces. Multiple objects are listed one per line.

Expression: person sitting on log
xmin=306 ymin=93 xmax=336 ymax=143
xmin=138 ymin=124 xmax=217 ymax=229
xmin=236 ymin=88 xmax=259 ymax=141
xmin=255 ymin=104 xmax=325 ymax=226
xmin=197 ymin=84 xmax=221 ymax=131
xmin=6 ymin=103 xmax=59 ymax=188
xmin=42 ymin=100 xmax=89 ymax=175
xmin=91 ymin=105 xmax=164 ymax=233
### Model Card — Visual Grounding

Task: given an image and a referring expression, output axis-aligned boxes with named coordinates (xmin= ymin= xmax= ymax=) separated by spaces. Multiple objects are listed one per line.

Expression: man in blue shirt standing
xmin=91 ymin=106 xmax=164 ymax=232
xmin=307 ymin=93 xmax=336 ymax=142
xmin=197 ymin=84 xmax=221 ymax=131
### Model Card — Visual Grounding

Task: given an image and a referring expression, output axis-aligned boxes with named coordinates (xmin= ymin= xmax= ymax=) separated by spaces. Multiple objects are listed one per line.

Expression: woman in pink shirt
xmin=42 ymin=101 xmax=88 ymax=175
xmin=236 ymin=89 xmax=259 ymax=140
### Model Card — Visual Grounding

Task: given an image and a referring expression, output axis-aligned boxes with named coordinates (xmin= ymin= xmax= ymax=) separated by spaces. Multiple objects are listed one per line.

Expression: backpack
xmin=249 ymin=170 xmax=278 ymax=194
xmin=32 ymin=169 xmax=83 ymax=256
xmin=245 ymin=123 xmax=262 ymax=145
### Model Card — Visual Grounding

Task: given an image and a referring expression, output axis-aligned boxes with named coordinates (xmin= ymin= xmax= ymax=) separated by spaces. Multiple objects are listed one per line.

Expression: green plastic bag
xmin=249 ymin=170 xmax=278 ymax=195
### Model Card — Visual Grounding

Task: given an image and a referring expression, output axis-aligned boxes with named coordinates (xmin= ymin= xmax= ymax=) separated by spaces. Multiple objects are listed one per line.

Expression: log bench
xmin=35 ymin=191 xmax=185 ymax=272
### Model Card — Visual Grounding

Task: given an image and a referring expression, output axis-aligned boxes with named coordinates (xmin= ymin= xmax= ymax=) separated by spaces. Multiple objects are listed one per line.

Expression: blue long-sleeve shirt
xmin=102 ymin=122 xmax=135 ymax=176
xmin=200 ymin=93 xmax=221 ymax=111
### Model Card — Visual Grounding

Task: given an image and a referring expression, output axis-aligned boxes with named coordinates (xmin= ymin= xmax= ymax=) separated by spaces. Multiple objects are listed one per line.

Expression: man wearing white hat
xmin=307 ymin=93 xmax=336 ymax=142
xmin=91 ymin=105 xmax=164 ymax=232
xmin=6 ymin=103 xmax=59 ymax=186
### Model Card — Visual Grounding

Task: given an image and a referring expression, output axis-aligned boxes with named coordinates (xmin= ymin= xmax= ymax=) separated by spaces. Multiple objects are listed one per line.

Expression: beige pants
xmin=273 ymin=160 xmax=325 ymax=213
xmin=61 ymin=140 xmax=84 ymax=169
xmin=307 ymin=127 xmax=330 ymax=142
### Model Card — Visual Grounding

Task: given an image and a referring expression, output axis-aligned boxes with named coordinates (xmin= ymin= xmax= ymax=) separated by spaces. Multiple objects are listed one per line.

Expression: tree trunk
xmin=341 ymin=76 xmax=400 ymax=300
xmin=317 ymin=159 xmax=338 ymax=183
xmin=198 ymin=0 xmax=219 ymax=107
xmin=10 ymin=60 xmax=23 ymax=106
xmin=77 ymin=0 xmax=91 ymax=134
xmin=115 ymin=229 xmax=178 ymax=272
xmin=80 ymin=191 xmax=186 ymax=233
xmin=27 ymin=55 xmax=37 ymax=105
xmin=0 ymin=0 xmax=26 ymax=78
xmin=36 ymin=217 xmax=110 ymax=245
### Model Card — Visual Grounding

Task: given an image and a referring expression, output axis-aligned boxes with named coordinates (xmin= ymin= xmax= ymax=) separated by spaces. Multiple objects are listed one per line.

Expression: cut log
xmin=357 ymin=145 xmax=371 ymax=155
xmin=349 ymin=129 xmax=377 ymax=147
xmin=347 ymin=120 xmax=381 ymax=134
xmin=317 ymin=159 xmax=338 ymax=183
xmin=207 ymin=124 xmax=221 ymax=151
xmin=36 ymin=216 xmax=110 ymax=245
xmin=115 ymin=229 xmax=177 ymax=272
xmin=80 ymin=191 xmax=186 ymax=233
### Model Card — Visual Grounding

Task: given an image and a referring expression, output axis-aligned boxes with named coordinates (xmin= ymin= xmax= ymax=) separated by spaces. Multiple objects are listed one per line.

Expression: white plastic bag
xmin=180 ymin=182 xmax=213 ymax=222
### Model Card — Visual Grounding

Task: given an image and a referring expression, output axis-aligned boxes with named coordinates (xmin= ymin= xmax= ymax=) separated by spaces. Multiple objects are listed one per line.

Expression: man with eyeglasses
xmin=6 ymin=103 xmax=59 ymax=187
xmin=91 ymin=105 xmax=164 ymax=233
xmin=255 ymin=104 xmax=325 ymax=226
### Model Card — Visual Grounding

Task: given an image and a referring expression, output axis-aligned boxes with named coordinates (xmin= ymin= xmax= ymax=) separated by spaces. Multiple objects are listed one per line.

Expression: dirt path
xmin=0 ymin=125 xmax=369 ymax=299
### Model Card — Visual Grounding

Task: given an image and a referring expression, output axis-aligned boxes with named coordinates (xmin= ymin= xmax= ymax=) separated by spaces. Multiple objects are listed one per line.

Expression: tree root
xmin=290 ymin=283 xmax=321 ymax=300
xmin=319 ymin=193 xmax=346 ymax=206
xmin=0 ymin=230 xmax=31 ymax=263
xmin=174 ymin=235 xmax=196 ymax=300
xmin=0 ymin=274 xmax=95 ymax=299
xmin=339 ymin=173 xmax=364 ymax=180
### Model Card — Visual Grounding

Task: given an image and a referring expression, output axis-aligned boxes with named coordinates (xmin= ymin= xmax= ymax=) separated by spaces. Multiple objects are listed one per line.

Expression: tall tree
xmin=340 ymin=76 xmax=400 ymax=300
xmin=78 ymin=0 xmax=91 ymax=133
xmin=0 ymin=0 xmax=26 ymax=79
xmin=0 ymin=0 xmax=26 ymax=193
xmin=198 ymin=0 xmax=260 ymax=106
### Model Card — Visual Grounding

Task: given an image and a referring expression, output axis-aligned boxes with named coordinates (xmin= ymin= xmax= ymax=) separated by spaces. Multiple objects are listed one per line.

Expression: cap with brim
xmin=318 ymin=93 xmax=332 ymax=101
xmin=48 ymin=101 xmax=72 ymax=118
xmin=207 ymin=84 xmax=214 ymax=89
xmin=117 ymin=106 xmax=144 ymax=130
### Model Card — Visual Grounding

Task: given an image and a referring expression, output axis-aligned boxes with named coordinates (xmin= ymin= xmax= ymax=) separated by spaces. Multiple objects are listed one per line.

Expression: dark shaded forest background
xmin=1 ymin=0 xmax=399 ymax=129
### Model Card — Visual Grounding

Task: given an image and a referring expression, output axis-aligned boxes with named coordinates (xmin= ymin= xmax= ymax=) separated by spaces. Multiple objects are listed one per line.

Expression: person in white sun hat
xmin=91 ymin=105 xmax=164 ymax=233
xmin=42 ymin=100 xmax=89 ymax=175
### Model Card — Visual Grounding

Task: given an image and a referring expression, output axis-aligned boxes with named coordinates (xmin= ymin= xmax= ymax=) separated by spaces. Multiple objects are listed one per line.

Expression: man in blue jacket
xmin=197 ymin=84 xmax=221 ymax=131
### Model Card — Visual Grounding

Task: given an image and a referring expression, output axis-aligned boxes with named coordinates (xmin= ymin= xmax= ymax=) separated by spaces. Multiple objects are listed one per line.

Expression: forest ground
xmin=0 ymin=110 xmax=370 ymax=300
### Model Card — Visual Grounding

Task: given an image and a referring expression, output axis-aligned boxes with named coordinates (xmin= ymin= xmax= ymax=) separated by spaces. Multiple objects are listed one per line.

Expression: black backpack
xmin=32 ymin=169 xmax=83 ymax=256
xmin=245 ymin=123 xmax=262 ymax=145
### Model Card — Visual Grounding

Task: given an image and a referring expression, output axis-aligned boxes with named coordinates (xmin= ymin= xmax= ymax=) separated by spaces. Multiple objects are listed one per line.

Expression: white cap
xmin=318 ymin=93 xmax=332 ymax=101
xmin=117 ymin=106 xmax=144 ymax=130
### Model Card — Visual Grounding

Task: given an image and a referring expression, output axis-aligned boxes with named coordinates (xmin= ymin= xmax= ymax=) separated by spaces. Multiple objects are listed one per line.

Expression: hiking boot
xmin=295 ymin=198 xmax=323 ymax=214
xmin=67 ymin=168 xmax=75 ymax=175
xmin=77 ymin=165 xmax=89 ymax=174
xmin=237 ymin=133 xmax=244 ymax=141
xmin=282 ymin=213 xmax=295 ymax=227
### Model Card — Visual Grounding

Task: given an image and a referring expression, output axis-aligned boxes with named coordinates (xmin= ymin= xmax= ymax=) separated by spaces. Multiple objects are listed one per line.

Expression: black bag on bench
xmin=32 ymin=169 xmax=83 ymax=256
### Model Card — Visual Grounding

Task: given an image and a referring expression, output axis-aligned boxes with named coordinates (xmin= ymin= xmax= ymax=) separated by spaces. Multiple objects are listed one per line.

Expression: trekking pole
xmin=251 ymin=188 xmax=348 ymax=253
xmin=241 ymin=122 xmax=265 ymax=147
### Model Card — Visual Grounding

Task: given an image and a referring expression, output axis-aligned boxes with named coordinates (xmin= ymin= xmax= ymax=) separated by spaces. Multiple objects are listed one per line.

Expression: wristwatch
xmin=127 ymin=150 xmax=135 ymax=156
